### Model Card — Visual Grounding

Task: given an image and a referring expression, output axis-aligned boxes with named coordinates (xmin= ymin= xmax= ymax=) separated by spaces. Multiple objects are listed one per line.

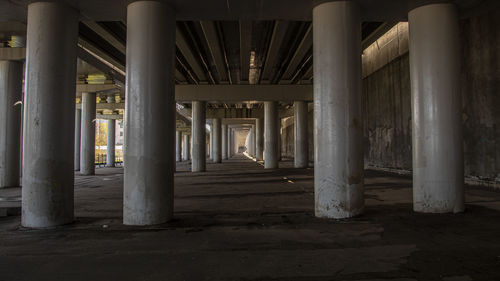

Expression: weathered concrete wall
xmin=279 ymin=10 xmax=499 ymax=182
xmin=362 ymin=53 xmax=412 ymax=170
xmin=363 ymin=9 xmax=500 ymax=181
xmin=460 ymin=10 xmax=500 ymax=181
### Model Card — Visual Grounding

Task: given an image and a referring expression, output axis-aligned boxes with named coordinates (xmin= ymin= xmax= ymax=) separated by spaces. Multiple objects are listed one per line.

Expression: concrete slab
xmin=0 ymin=155 xmax=500 ymax=280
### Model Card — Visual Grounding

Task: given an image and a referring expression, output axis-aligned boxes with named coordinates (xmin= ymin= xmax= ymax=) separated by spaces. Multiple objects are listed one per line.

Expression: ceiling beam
xmin=239 ymin=20 xmax=252 ymax=83
xmin=176 ymin=84 xmax=312 ymax=102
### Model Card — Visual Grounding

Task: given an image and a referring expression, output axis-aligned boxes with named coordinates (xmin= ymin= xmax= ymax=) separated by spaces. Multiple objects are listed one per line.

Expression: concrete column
xmin=176 ymin=131 xmax=182 ymax=162
xmin=248 ymin=125 xmax=255 ymax=157
xmin=409 ymin=3 xmax=464 ymax=213
xmin=209 ymin=125 xmax=213 ymax=160
xmin=227 ymin=127 xmax=232 ymax=158
xmin=313 ymin=1 xmax=364 ymax=219
xmin=124 ymin=1 xmax=176 ymax=225
xmin=212 ymin=118 xmax=222 ymax=163
xmin=106 ymin=119 xmax=115 ymax=167
xmin=222 ymin=124 xmax=228 ymax=160
xmin=256 ymin=118 xmax=264 ymax=161
xmin=294 ymin=101 xmax=309 ymax=168
xmin=22 ymin=2 xmax=79 ymax=228
xmin=264 ymin=101 xmax=279 ymax=169
xmin=192 ymin=101 xmax=206 ymax=172
xmin=80 ymin=92 xmax=96 ymax=176
xmin=74 ymin=108 xmax=81 ymax=171
xmin=182 ymin=133 xmax=190 ymax=161
xmin=0 ymin=61 xmax=23 ymax=188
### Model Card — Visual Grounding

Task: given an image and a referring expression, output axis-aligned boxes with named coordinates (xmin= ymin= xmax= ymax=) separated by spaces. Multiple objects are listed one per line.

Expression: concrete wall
xmin=280 ymin=9 xmax=499 ymax=183
xmin=362 ymin=53 xmax=412 ymax=170
xmin=363 ymin=10 xmax=500 ymax=181
xmin=460 ymin=10 xmax=500 ymax=181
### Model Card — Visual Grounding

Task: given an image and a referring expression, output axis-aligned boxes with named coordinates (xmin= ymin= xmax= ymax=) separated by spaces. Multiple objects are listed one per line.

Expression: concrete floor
xmin=1 ymin=154 xmax=500 ymax=281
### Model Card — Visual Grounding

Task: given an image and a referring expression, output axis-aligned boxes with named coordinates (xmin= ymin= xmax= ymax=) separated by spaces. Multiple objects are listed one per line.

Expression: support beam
xmin=80 ymin=92 xmax=96 ymax=176
xmin=74 ymin=108 xmax=81 ymax=171
xmin=227 ymin=126 xmax=233 ymax=159
xmin=264 ymin=101 xmax=279 ymax=169
xmin=313 ymin=1 xmax=364 ymax=219
xmin=76 ymin=84 xmax=119 ymax=93
xmin=212 ymin=118 xmax=222 ymax=163
xmin=409 ymin=3 xmax=464 ymax=213
xmin=176 ymin=131 xmax=182 ymax=162
xmin=192 ymin=101 xmax=206 ymax=172
xmin=176 ymin=85 xmax=312 ymax=102
xmin=209 ymin=125 xmax=213 ymax=160
xmin=106 ymin=119 xmax=115 ymax=167
xmin=123 ymin=1 xmax=176 ymax=226
xmin=256 ymin=118 xmax=264 ymax=161
xmin=22 ymin=2 xmax=79 ymax=228
xmin=0 ymin=60 xmax=22 ymax=188
xmin=294 ymin=101 xmax=308 ymax=168
xmin=222 ymin=124 xmax=228 ymax=160
xmin=182 ymin=133 xmax=191 ymax=161
xmin=250 ymin=125 xmax=256 ymax=157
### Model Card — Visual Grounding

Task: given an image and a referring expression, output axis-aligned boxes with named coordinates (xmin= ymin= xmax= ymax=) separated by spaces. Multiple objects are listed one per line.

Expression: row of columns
xmin=74 ymin=103 xmax=116 ymax=174
xmin=313 ymin=1 xmax=464 ymax=218
xmin=0 ymin=0 xmax=464 ymax=228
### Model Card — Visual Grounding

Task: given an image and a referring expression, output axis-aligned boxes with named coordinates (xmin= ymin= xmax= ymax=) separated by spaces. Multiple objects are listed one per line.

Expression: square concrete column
xmin=182 ymin=133 xmax=191 ymax=161
xmin=80 ymin=92 xmax=96 ymax=175
xmin=222 ymin=124 xmax=228 ymax=160
xmin=22 ymin=2 xmax=79 ymax=228
xmin=294 ymin=101 xmax=309 ymax=168
xmin=256 ymin=118 xmax=264 ymax=161
xmin=264 ymin=101 xmax=279 ymax=169
xmin=106 ymin=119 xmax=115 ymax=167
xmin=212 ymin=118 xmax=222 ymax=163
xmin=74 ymin=108 xmax=81 ymax=171
xmin=192 ymin=101 xmax=206 ymax=172
xmin=409 ymin=3 xmax=464 ymax=213
xmin=176 ymin=131 xmax=182 ymax=162
xmin=0 ymin=61 xmax=23 ymax=188
xmin=124 ymin=1 xmax=176 ymax=225
xmin=313 ymin=1 xmax=364 ymax=219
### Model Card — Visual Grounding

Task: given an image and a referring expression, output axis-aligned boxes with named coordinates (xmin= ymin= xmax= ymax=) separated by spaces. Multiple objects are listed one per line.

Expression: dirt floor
xmin=1 ymin=154 xmax=500 ymax=281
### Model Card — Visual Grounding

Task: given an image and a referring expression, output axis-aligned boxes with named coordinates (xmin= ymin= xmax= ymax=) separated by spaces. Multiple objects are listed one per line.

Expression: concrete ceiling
xmin=1 ymin=0 xmax=497 ymax=113
xmin=0 ymin=0 xmax=495 ymax=22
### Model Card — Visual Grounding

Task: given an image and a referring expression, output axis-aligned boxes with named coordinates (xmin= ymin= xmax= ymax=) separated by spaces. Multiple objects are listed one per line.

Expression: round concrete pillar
xmin=123 ymin=1 xmax=176 ymax=225
xmin=222 ymin=124 xmax=228 ymax=160
xmin=264 ymin=101 xmax=279 ymax=169
xmin=294 ymin=101 xmax=309 ymax=168
xmin=74 ymin=108 xmax=81 ymax=171
xmin=106 ymin=119 xmax=115 ymax=167
xmin=192 ymin=101 xmax=206 ymax=172
xmin=256 ymin=118 xmax=264 ymax=161
xmin=182 ymin=133 xmax=191 ymax=161
xmin=22 ymin=2 xmax=79 ymax=228
xmin=176 ymin=131 xmax=182 ymax=162
xmin=80 ymin=92 xmax=96 ymax=175
xmin=409 ymin=3 xmax=464 ymax=213
xmin=213 ymin=118 xmax=222 ymax=163
xmin=209 ymin=125 xmax=213 ymax=160
xmin=227 ymin=127 xmax=232 ymax=158
xmin=0 ymin=61 xmax=23 ymax=188
xmin=313 ymin=1 xmax=364 ymax=219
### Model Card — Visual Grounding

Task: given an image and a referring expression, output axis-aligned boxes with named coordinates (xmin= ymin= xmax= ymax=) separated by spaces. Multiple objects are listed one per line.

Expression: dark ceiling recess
xmin=78 ymin=23 xmax=125 ymax=66
xmin=80 ymin=20 xmax=385 ymax=86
